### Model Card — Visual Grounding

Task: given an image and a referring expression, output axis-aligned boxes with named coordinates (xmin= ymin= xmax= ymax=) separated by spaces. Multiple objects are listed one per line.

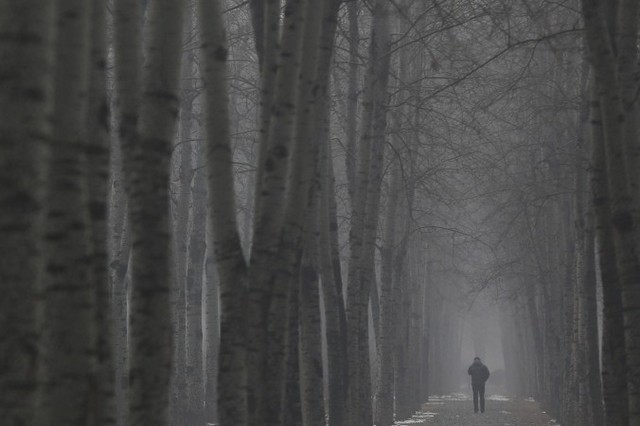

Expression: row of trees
xmin=471 ymin=1 xmax=640 ymax=425
xmin=3 ymin=0 xmax=640 ymax=425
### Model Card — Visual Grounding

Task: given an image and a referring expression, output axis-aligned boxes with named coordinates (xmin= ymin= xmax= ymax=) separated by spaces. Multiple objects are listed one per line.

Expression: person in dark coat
xmin=468 ymin=357 xmax=490 ymax=413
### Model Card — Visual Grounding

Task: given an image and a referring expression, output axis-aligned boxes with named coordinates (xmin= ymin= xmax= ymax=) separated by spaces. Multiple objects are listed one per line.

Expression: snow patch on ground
xmin=391 ymin=411 xmax=438 ymax=425
xmin=429 ymin=393 xmax=470 ymax=401
xmin=524 ymin=396 xmax=535 ymax=402
xmin=488 ymin=394 xmax=511 ymax=401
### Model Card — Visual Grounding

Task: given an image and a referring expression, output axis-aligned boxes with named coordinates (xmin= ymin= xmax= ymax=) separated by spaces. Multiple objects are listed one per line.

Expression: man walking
xmin=468 ymin=356 xmax=490 ymax=413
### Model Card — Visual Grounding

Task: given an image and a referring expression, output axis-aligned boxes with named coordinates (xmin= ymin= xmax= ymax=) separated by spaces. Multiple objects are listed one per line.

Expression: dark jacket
xmin=468 ymin=361 xmax=490 ymax=385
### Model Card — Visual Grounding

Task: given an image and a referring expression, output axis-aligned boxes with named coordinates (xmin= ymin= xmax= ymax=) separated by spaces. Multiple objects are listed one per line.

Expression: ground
xmin=392 ymin=394 xmax=559 ymax=426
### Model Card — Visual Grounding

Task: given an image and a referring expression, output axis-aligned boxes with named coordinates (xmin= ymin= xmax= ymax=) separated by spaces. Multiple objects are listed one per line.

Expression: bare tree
xmin=40 ymin=1 xmax=93 ymax=423
xmin=126 ymin=0 xmax=185 ymax=424
xmin=0 ymin=1 xmax=54 ymax=424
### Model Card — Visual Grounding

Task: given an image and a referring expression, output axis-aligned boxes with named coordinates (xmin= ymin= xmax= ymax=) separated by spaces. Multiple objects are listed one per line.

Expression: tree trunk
xmin=86 ymin=0 xmax=114 ymax=423
xmin=296 ymin=1 xmax=340 ymax=424
xmin=582 ymin=1 xmax=640 ymax=422
xmin=185 ymin=141 xmax=208 ymax=424
xmin=199 ymin=0 xmax=248 ymax=423
xmin=590 ymin=88 xmax=628 ymax=426
xmin=126 ymin=0 xmax=185 ymax=424
xmin=346 ymin=1 xmax=391 ymax=423
xmin=319 ymin=136 xmax=348 ymax=426
xmin=375 ymin=152 xmax=401 ymax=426
xmin=204 ymin=228 xmax=220 ymax=424
xmin=282 ymin=279 xmax=302 ymax=426
xmin=0 ymin=1 xmax=54 ymax=423
xmin=40 ymin=1 xmax=93 ymax=423
xmin=111 ymin=1 xmax=141 ymax=417
xmin=345 ymin=0 xmax=359 ymax=203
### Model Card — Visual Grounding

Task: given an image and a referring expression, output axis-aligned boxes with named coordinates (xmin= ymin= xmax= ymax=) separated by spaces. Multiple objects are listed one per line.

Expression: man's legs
xmin=479 ymin=383 xmax=486 ymax=413
xmin=472 ymin=384 xmax=479 ymax=412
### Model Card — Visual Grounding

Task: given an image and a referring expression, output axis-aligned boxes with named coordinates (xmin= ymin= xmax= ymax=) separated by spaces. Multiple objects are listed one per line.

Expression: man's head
xmin=473 ymin=357 xmax=481 ymax=364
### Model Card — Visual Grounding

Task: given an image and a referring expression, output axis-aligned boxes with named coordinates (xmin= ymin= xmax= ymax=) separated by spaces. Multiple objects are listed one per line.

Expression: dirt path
xmin=392 ymin=394 xmax=560 ymax=426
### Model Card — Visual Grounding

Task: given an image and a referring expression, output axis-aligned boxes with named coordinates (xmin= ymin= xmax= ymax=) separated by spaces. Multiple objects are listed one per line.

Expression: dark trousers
xmin=472 ymin=382 xmax=485 ymax=412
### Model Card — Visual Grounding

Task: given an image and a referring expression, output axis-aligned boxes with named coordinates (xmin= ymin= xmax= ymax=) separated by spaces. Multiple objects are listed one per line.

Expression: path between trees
xmin=390 ymin=394 xmax=559 ymax=426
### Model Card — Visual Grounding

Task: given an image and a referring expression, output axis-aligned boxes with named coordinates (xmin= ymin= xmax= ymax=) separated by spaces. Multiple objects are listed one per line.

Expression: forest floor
xmin=392 ymin=394 xmax=559 ymax=426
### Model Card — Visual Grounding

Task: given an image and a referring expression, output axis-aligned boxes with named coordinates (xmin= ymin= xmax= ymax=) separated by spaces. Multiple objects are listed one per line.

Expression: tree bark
xmin=0 ymin=1 xmax=54 ymax=423
xmin=345 ymin=0 xmax=360 ymax=203
xmin=203 ymin=228 xmax=219 ymax=424
xmin=40 ymin=1 xmax=93 ymax=423
xmin=86 ymin=0 xmax=114 ymax=423
xmin=590 ymin=89 xmax=628 ymax=426
xmin=185 ymin=141 xmax=208 ymax=424
xmin=126 ymin=0 xmax=185 ymax=424
xmin=199 ymin=0 xmax=248 ymax=424
xmin=346 ymin=1 xmax=391 ymax=423
xmin=375 ymin=151 xmax=401 ymax=426
xmin=582 ymin=1 xmax=640 ymax=422
xmin=319 ymin=135 xmax=348 ymax=426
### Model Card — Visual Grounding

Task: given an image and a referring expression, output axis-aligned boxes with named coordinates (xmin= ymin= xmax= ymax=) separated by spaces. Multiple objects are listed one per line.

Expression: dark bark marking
xmin=612 ymin=211 xmax=634 ymax=232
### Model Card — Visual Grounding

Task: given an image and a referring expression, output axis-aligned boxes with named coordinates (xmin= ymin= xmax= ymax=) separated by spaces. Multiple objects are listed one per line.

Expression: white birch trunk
xmin=86 ymin=0 xmax=114 ymax=423
xmin=203 ymin=226 xmax=219 ymax=424
xmin=111 ymin=6 xmax=141 ymax=416
xmin=113 ymin=0 xmax=141 ymax=187
xmin=319 ymin=135 xmax=348 ymax=426
xmin=293 ymin=3 xmax=328 ymax=425
xmin=582 ymin=1 xmax=640 ymax=422
xmin=590 ymin=89 xmax=628 ymax=425
xmin=346 ymin=1 xmax=391 ymax=423
xmin=185 ymin=141 xmax=207 ymax=424
xmin=199 ymin=1 xmax=248 ymax=424
xmin=126 ymin=0 xmax=184 ymax=424
xmin=111 ymin=10 xmax=140 ymax=418
xmin=40 ymin=0 xmax=93 ymax=424
xmin=171 ymin=13 xmax=196 ymax=415
xmin=375 ymin=154 xmax=401 ymax=426
xmin=0 ymin=1 xmax=54 ymax=423
xmin=252 ymin=2 xmax=309 ymax=424
xmin=345 ymin=0 xmax=360 ymax=203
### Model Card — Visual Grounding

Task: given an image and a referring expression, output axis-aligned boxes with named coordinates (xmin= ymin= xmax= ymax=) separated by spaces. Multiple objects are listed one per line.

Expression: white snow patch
xmin=524 ymin=396 xmax=535 ymax=402
xmin=488 ymin=394 xmax=510 ymax=401
xmin=429 ymin=393 xmax=469 ymax=401
xmin=390 ymin=411 xmax=438 ymax=425
xmin=500 ymin=410 xmax=511 ymax=414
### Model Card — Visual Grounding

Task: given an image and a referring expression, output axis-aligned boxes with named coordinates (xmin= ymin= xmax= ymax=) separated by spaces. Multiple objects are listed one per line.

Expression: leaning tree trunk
xmin=126 ymin=0 xmax=184 ymax=424
xmin=0 ymin=1 xmax=54 ymax=424
xmin=40 ymin=1 xmax=94 ymax=424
